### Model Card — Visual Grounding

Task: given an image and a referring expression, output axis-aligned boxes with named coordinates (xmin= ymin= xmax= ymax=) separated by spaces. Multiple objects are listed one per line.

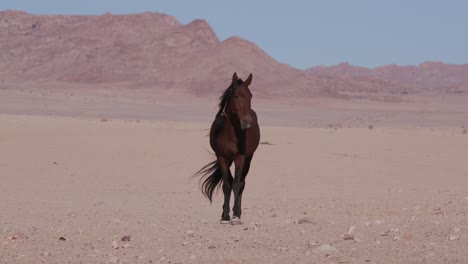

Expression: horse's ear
xmin=232 ymin=72 xmax=238 ymax=83
xmin=245 ymin=73 xmax=253 ymax=86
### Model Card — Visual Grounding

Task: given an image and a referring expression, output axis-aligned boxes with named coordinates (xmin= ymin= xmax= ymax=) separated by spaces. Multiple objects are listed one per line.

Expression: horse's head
xmin=227 ymin=72 xmax=254 ymax=130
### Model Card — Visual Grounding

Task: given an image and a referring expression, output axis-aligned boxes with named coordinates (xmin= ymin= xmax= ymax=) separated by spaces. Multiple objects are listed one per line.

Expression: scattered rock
xmin=374 ymin=220 xmax=385 ymax=225
xmin=208 ymin=245 xmax=216 ymax=249
xmin=186 ymin=230 xmax=195 ymax=237
xmin=380 ymin=231 xmax=390 ymax=236
xmin=298 ymin=217 xmax=316 ymax=224
xmin=314 ymin=244 xmax=338 ymax=254
xmin=277 ymin=246 xmax=288 ymax=252
xmin=381 ymin=228 xmax=398 ymax=237
xmin=59 ymin=236 xmax=66 ymax=241
xmin=252 ymin=222 xmax=259 ymax=230
xmin=112 ymin=240 xmax=119 ymax=249
xmin=109 ymin=256 xmax=119 ymax=263
xmin=432 ymin=208 xmax=444 ymax=215
xmin=449 ymin=235 xmax=459 ymax=241
xmin=403 ymin=234 xmax=413 ymax=240
xmin=10 ymin=232 xmax=28 ymax=240
xmin=111 ymin=218 xmax=122 ymax=224
xmin=121 ymin=235 xmax=131 ymax=242
xmin=343 ymin=234 xmax=354 ymax=241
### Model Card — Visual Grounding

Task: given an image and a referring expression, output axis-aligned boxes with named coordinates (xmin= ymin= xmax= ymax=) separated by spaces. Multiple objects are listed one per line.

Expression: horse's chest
xmin=214 ymin=131 xmax=238 ymax=156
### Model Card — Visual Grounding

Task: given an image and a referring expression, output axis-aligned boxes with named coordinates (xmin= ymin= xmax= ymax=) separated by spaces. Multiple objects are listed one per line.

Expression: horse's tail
xmin=194 ymin=160 xmax=222 ymax=202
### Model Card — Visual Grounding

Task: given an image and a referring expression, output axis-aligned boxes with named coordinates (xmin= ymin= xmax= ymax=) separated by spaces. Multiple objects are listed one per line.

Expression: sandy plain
xmin=1 ymin=89 xmax=468 ymax=263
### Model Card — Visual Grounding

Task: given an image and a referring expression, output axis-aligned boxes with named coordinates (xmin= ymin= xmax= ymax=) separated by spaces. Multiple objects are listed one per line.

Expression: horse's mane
xmin=217 ymin=79 xmax=244 ymax=116
xmin=211 ymin=79 xmax=245 ymax=139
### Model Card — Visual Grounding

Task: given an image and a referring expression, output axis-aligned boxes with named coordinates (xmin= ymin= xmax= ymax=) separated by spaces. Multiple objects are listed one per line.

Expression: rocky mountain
xmin=308 ymin=62 xmax=468 ymax=94
xmin=1 ymin=10 xmax=467 ymax=99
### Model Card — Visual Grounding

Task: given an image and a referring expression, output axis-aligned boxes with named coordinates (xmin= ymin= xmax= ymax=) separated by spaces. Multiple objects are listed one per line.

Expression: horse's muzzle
xmin=241 ymin=116 xmax=253 ymax=130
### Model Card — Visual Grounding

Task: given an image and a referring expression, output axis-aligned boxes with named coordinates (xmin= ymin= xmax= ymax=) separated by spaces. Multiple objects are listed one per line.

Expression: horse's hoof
xmin=230 ymin=216 xmax=242 ymax=225
xmin=220 ymin=215 xmax=231 ymax=224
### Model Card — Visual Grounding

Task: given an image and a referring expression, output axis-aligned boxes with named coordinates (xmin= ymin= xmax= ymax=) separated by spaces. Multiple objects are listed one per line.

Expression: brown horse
xmin=195 ymin=72 xmax=260 ymax=224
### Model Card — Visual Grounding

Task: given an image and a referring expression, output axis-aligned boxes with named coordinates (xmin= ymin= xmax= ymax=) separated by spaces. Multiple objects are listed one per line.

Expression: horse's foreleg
xmin=219 ymin=157 xmax=232 ymax=223
xmin=237 ymin=157 xmax=252 ymax=218
xmin=232 ymin=155 xmax=246 ymax=223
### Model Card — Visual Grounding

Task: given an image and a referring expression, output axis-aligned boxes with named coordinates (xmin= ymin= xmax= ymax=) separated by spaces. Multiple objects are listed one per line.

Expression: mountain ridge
xmin=1 ymin=10 xmax=467 ymax=98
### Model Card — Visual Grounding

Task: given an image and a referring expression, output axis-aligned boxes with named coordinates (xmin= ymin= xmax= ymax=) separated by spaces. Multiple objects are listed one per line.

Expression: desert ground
xmin=1 ymin=89 xmax=468 ymax=264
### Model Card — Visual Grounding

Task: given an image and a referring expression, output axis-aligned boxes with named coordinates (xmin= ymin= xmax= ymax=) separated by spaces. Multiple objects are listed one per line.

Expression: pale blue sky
xmin=1 ymin=0 xmax=467 ymax=69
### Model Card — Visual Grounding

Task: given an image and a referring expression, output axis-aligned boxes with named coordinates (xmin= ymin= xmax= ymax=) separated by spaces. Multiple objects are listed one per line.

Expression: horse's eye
xmin=234 ymin=95 xmax=239 ymax=99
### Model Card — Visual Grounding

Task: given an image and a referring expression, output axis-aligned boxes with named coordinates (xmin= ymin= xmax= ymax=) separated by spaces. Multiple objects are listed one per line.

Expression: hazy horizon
xmin=2 ymin=0 xmax=467 ymax=69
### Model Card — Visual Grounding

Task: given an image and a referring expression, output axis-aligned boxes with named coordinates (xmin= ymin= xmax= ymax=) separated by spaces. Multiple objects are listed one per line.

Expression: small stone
xmin=59 ymin=236 xmax=66 ymax=241
xmin=252 ymin=223 xmax=259 ymax=230
xmin=186 ymin=230 xmax=195 ymax=237
xmin=403 ymin=234 xmax=413 ymax=240
xmin=343 ymin=234 xmax=354 ymax=241
xmin=298 ymin=217 xmax=316 ymax=224
xmin=393 ymin=236 xmax=401 ymax=241
xmin=314 ymin=244 xmax=338 ymax=254
xmin=208 ymin=245 xmax=216 ymax=249
xmin=380 ymin=230 xmax=390 ymax=236
xmin=449 ymin=235 xmax=459 ymax=241
xmin=112 ymin=240 xmax=119 ymax=249
xmin=121 ymin=235 xmax=131 ymax=242
xmin=109 ymin=256 xmax=119 ymax=263
xmin=40 ymin=252 xmax=52 ymax=257
xmin=11 ymin=232 xmax=28 ymax=240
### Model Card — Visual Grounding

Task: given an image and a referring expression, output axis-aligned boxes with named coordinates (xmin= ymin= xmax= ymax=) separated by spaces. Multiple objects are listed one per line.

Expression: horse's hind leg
xmin=219 ymin=157 xmax=233 ymax=223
